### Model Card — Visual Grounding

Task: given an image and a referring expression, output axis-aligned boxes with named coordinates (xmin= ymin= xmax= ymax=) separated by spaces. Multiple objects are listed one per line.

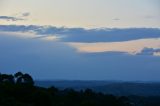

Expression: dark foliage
xmin=0 ymin=72 xmax=160 ymax=106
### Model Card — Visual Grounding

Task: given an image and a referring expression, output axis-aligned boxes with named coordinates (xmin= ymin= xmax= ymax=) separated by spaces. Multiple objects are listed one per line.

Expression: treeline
xmin=0 ymin=72 xmax=34 ymax=85
xmin=0 ymin=72 xmax=160 ymax=106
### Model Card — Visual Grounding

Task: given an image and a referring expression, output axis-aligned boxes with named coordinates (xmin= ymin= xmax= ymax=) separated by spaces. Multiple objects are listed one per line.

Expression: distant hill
xmin=1 ymin=72 xmax=160 ymax=106
xmin=0 ymin=73 xmax=133 ymax=106
xmin=35 ymin=81 xmax=160 ymax=96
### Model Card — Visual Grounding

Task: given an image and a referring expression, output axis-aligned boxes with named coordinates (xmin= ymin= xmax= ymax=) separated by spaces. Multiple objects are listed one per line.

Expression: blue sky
xmin=0 ymin=0 xmax=160 ymax=81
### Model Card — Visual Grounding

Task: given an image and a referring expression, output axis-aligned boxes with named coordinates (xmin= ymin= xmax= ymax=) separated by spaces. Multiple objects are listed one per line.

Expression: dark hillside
xmin=1 ymin=72 xmax=160 ymax=106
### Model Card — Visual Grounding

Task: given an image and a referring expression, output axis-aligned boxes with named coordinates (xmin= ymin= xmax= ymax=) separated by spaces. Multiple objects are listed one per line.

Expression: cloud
xmin=69 ymin=38 xmax=160 ymax=56
xmin=137 ymin=48 xmax=160 ymax=56
xmin=0 ymin=25 xmax=41 ymax=32
xmin=144 ymin=15 xmax=160 ymax=20
xmin=60 ymin=28 xmax=160 ymax=43
xmin=0 ymin=13 xmax=30 ymax=22
xmin=144 ymin=15 xmax=155 ymax=19
xmin=113 ymin=18 xmax=120 ymax=21
xmin=0 ymin=25 xmax=160 ymax=42
xmin=0 ymin=32 xmax=160 ymax=81
xmin=1 ymin=28 xmax=159 ymax=56
xmin=0 ymin=31 xmax=59 ymax=41
xmin=0 ymin=31 xmax=35 ymax=37
xmin=0 ymin=16 xmax=24 ymax=21
xmin=22 ymin=12 xmax=30 ymax=17
xmin=0 ymin=25 xmax=160 ymax=56
xmin=34 ymin=35 xmax=61 ymax=41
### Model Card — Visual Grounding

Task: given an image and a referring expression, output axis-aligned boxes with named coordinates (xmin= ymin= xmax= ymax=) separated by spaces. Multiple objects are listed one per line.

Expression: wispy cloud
xmin=112 ymin=18 xmax=120 ymax=21
xmin=0 ymin=12 xmax=30 ymax=21
xmin=21 ymin=12 xmax=30 ymax=17
xmin=0 ymin=16 xmax=24 ymax=21
xmin=0 ymin=31 xmax=59 ymax=42
xmin=144 ymin=15 xmax=158 ymax=19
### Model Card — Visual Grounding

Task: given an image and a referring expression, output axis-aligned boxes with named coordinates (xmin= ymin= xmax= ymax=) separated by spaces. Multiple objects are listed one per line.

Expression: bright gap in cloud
xmin=154 ymin=52 xmax=160 ymax=56
xmin=0 ymin=31 xmax=60 ymax=41
xmin=69 ymin=38 xmax=160 ymax=56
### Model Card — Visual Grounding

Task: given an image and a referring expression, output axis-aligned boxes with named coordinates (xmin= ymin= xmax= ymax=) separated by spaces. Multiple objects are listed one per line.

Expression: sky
xmin=0 ymin=0 xmax=160 ymax=28
xmin=0 ymin=0 xmax=160 ymax=81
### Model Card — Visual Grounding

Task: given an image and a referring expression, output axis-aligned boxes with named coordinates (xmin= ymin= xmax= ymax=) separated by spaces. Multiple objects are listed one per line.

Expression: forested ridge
xmin=0 ymin=72 xmax=160 ymax=106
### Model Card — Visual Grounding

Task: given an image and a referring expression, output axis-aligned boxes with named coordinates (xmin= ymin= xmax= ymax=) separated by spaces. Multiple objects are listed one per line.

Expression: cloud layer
xmin=0 ymin=25 xmax=160 ymax=56
xmin=0 ymin=25 xmax=160 ymax=42
xmin=0 ymin=32 xmax=160 ymax=81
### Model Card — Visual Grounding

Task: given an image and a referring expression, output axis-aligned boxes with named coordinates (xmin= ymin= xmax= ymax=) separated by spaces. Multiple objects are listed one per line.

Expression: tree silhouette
xmin=23 ymin=73 xmax=34 ymax=85
xmin=0 ymin=74 xmax=15 ymax=84
xmin=14 ymin=72 xmax=34 ymax=86
xmin=0 ymin=73 xmax=2 ymax=83
xmin=14 ymin=72 xmax=23 ymax=84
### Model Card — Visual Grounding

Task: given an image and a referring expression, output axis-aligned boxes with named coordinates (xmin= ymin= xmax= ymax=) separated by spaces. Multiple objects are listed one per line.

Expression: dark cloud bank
xmin=0 ymin=25 xmax=160 ymax=42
